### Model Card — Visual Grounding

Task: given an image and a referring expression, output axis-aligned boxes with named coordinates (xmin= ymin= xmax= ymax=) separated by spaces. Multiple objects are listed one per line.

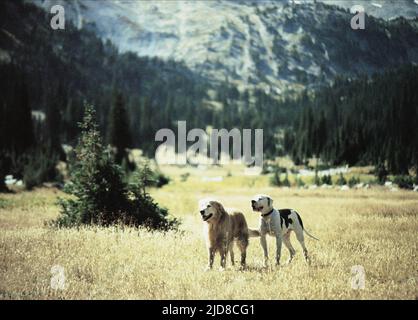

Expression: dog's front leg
xmin=206 ymin=247 xmax=215 ymax=271
xmin=219 ymin=240 xmax=229 ymax=270
xmin=275 ymin=235 xmax=282 ymax=266
xmin=260 ymin=233 xmax=268 ymax=267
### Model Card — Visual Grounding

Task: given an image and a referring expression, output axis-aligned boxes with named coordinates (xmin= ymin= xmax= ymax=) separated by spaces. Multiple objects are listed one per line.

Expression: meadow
xmin=0 ymin=165 xmax=417 ymax=299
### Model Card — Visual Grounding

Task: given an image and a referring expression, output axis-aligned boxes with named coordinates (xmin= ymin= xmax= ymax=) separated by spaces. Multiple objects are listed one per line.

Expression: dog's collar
xmin=261 ymin=209 xmax=274 ymax=217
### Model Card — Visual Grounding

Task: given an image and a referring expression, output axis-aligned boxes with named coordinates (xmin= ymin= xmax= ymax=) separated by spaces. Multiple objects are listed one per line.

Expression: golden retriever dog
xmin=199 ymin=199 xmax=258 ymax=271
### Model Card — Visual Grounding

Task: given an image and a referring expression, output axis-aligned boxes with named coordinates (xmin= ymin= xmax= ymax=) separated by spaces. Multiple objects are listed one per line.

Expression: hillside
xmin=0 ymin=0 xmax=301 ymax=160
xmin=32 ymin=0 xmax=418 ymax=94
xmin=0 ymin=0 xmax=212 ymax=152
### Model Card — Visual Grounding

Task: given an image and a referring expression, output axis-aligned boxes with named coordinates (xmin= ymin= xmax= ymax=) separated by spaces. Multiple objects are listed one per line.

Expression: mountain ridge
xmin=31 ymin=0 xmax=418 ymax=95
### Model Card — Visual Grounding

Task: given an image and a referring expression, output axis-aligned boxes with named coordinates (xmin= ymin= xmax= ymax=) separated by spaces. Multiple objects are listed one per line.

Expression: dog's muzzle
xmin=251 ymin=200 xmax=262 ymax=212
xmin=200 ymin=210 xmax=213 ymax=221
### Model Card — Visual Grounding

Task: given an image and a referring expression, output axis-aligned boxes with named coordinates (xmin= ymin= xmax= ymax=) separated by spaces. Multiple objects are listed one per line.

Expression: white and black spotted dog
xmin=251 ymin=194 xmax=319 ymax=266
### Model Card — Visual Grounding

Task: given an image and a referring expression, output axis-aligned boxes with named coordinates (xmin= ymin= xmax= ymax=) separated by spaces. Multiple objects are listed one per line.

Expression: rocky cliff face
xmin=31 ymin=0 xmax=418 ymax=94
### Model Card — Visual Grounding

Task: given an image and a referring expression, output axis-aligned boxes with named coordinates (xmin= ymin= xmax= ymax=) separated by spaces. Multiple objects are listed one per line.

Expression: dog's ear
xmin=211 ymin=201 xmax=227 ymax=219
xmin=267 ymin=197 xmax=273 ymax=207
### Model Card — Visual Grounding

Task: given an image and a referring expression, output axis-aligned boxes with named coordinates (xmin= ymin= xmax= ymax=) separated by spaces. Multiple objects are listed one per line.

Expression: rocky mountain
xmin=31 ymin=0 xmax=418 ymax=95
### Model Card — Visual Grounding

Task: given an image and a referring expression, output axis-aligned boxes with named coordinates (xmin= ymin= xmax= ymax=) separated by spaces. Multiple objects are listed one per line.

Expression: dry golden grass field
xmin=1 ymin=165 xmax=417 ymax=300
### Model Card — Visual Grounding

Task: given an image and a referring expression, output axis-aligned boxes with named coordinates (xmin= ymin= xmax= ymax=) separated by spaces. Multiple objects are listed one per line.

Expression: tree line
xmin=285 ymin=64 xmax=418 ymax=176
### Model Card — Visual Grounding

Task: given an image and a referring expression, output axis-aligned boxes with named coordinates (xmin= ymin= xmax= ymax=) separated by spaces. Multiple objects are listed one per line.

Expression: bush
xmin=133 ymin=160 xmax=170 ymax=188
xmin=282 ymin=172 xmax=291 ymax=187
xmin=312 ymin=170 xmax=321 ymax=186
xmin=294 ymin=175 xmax=305 ymax=187
xmin=180 ymin=172 xmax=190 ymax=182
xmin=0 ymin=147 xmax=61 ymax=191
xmin=154 ymin=172 xmax=170 ymax=188
xmin=0 ymin=152 xmax=8 ymax=192
xmin=270 ymin=169 xmax=282 ymax=187
xmin=126 ymin=172 xmax=178 ymax=230
xmin=321 ymin=174 xmax=332 ymax=185
xmin=336 ymin=173 xmax=347 ymax=186
xmin=23 ymin=147 xmax=60 ymax=190
xmin=348 ymin=176 xmax=360 ymax=188
xmin=393 ymin=175 xmax=414 ymax=190
xmin=375 ymin=163 xmax=388 ymax=185
xmin=121 ymin=157 xmax=136 ymax=175
xmin=55 ymin=104 xmax=179 ymax=230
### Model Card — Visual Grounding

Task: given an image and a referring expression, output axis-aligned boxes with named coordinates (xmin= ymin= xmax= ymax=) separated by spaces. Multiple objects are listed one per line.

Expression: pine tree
xmin=45 ymin=86 xmax=63 ymax=157
xmin=270 ymin=168 xmax=282 ymax=187
xmin=56 ymin=103 xmax=178 ymax=230
xmin=58 ymin=103 xmax=128 ymax=225
xmin=0 ymin=152 xmax=7 ymax=192
xmin=107 ymin=90 xmax=132 ymax=164
xmin=13 ymin=76 xmax=34 ymax=153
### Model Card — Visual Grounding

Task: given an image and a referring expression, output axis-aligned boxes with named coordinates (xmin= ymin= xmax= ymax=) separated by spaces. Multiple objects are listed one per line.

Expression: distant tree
xmin=375 ymin=162 xmax=388 ymax=184
xmin=45 ymin=86 xmax=64 ymax=157
xmin=139 ymin=96 xmax=156 ymax=156
xmin=23 ymin=146 xmax=60 ymax=190
xmin=312 ymin=169 xmax=321 ymax=186
xmin=0 ymin=152 xmax=7 ymax=192
xmin=321 ymin=174 xmax=332 ymax=185
xmin=270 ymin=168 xmax=282 ymax=187
xmin=348 ymin=176 xmax=360 ymax=188
xmin=107 ymin=90 xmax=132 ymax=164
xmin=12 ymin=76 xmax=34 ymax=153
xmin=289 ymin=65 xmax=418 ymax=175
xmin=336 ymin=173 xmax=347 ymax=186
xmin=282 ymin=172 xmax=291 ymax=187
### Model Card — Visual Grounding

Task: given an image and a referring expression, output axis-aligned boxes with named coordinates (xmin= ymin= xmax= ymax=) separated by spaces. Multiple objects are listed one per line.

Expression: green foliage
xmin=55 ymin=104 xmax=178 ymax=230
xmin=153 ymin=172 xmax=170 ymax=188
xmin=126 ymin=172 xmax=179 ymax=230
xmin=133 ymin=160 xmax=170 ymax=189
xmin=0 ymin=147 xmax=60 ymax=191
xmin=336 ymin=173 xmax=347 ymax=186
xmin=270 ymin=168 xmax=291 ymax=187
xmin=23 ymin=148 xmax=61 ymax=190
xmin=295 ymin=175 xmax=305 ymax=187
xmin=321 ymin=174 xmax=332 ymax=185
xmin=270 ymin=169 xmax=282 ymax=187
xmin=348 ymin=176 xmax=360 ymax=188
xmin=0 ymin=65 xmax=35 ymax=154
xmin=0 ymin=153 xmax=8 ymax=192
xmin=121 ymin=157 xmax=136 ymax=177
xmin=312 ymin=170 xmax=321 ymax=186
xmin=180 ymin=173 xmax=190 ymax=182
xmin=107 ymin=91 xmax=132 ymax=164
xmin=282 ymin=172 xmax=291 ymax=187
xmin=375 ymin=163 xmax=388 ymax=185
xmin=288 ymin=65 xmax=418 ymax=174
xmin=393 ymin=175 xmax=414 ymax=190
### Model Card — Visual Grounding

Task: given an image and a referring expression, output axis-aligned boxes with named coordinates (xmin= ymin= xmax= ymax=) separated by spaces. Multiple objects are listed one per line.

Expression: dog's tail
xmin=248 ymin=228 xmax=260 ymax=237
xmin=295 ymin=211 xmax=319 ymax=241
xmin=303 ymin=228 xmax=320 ymax=241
